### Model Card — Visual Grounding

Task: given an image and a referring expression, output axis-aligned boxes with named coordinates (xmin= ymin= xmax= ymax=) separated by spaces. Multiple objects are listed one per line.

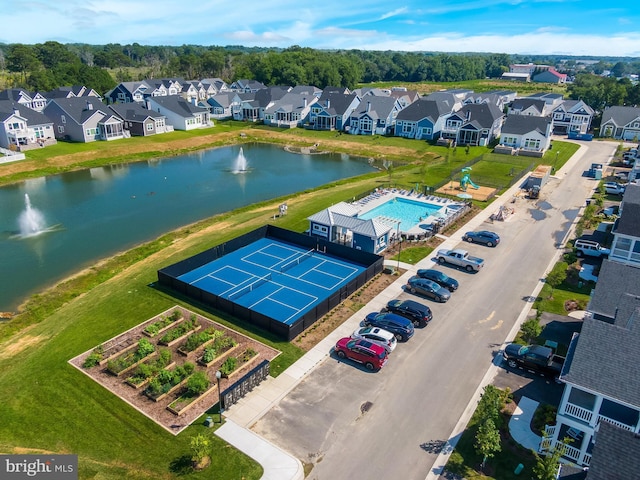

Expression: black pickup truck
xmin=502 ymin=343 xmax=565 ymax=377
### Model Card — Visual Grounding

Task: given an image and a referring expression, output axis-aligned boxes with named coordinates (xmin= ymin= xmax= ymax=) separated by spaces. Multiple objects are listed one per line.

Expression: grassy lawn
xmin=389 ymin=245 xmax=434 ymax=265
xmin=0 ymin=126 xmax=581 ymax=479
xmin=534 ymin=282 xmax=593 ymax=315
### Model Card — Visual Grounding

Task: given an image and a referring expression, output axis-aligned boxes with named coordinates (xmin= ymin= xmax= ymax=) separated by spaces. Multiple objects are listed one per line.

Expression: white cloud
xmin=379 ymin=7 xmax=408 ymax=20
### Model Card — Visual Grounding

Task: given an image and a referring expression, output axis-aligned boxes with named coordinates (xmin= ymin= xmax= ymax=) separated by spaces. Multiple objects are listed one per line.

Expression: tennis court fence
xmin=227 ymin=273 xmax=272 ymax=300
xmin=280 ymin=248 xmax=315 ymax=273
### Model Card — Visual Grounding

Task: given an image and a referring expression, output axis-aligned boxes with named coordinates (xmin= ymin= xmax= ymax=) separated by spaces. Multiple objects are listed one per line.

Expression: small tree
xmin=521 ymin=317 xmax=543 ymax=344
xmin=190 ymin=433 xmax=211 ymax=469
xmin=534 ymin=435 xmax=569 ymax=480
xmin=475 ymin=418 xmax=501 ymax=471
xmin=545 ymin=262 xmax=568 ymax=299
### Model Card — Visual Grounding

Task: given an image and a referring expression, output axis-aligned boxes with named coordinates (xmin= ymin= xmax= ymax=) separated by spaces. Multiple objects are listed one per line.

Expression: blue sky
xmin=4 ymin=1 xmax=639 ymax=57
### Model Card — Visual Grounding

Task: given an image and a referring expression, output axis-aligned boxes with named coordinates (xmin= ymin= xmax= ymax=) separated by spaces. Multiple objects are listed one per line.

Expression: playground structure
xmin=460 ymin=167 xmax=479 ymax=191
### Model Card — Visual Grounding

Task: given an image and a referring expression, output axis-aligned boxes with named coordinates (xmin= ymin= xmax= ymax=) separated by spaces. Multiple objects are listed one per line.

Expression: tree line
xmin=1 ymin=41 xmax=639 ymax=110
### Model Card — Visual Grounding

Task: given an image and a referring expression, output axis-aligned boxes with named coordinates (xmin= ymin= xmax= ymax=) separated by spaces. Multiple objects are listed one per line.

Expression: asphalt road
xmin=252 ymin=140 xmax=618 ymax=480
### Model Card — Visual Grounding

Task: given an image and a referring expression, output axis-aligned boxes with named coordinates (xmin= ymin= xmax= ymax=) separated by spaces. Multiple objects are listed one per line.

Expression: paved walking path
xmin=509 ymin=396 xmax=542 ymax=452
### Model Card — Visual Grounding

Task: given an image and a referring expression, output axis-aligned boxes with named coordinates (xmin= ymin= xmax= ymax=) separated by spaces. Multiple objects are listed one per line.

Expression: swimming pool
xmin=358 ymin=197 xmax=445 ymax=232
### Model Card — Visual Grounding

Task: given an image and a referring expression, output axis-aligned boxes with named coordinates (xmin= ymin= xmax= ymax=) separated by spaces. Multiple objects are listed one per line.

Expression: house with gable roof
xmin=43 ymin=96 xmax=125 ymax=142
xmin=464 ymin=90 xmax=517 ymax=111
xmin=201 ymin=78 xmax=229 ymax=94
xmin=533 ymin=69 xmax=567 ymax=84
xmin=442 ymin=103 xmax=504 ymax=146
xmin=551 ymin=99 xmax=595 ymax=135
xmin=234 ymin=87 xmax=289 ymax=122
xmin=0 ymin=88 xmax=47 ymax=112
xmin=229 ymin=79 xmax=267 ymax=93
xmin=263 ymin=92 xmax=318 ymax=128
xmin=600 ymin=106 xmax=640 ymax=141
xmin=508 ymin=98 xmax=549 ymax=117
xmin=423 ymin=90 xmax=470 ymax=111
xmin=145 ymin=96 xmax=211 ymax=130
xmin=389 ymin=88 xmax=420 ymax=109
xmin=308 ymin=90 xmax=360 ymax=131
xmin=0 ymin=101 xmax=57 ymax=150
xmin=347 ymin=96 xmax=401 ymax=135
xmin=108 ymin=102 xmax=171 ymax=136
xmin=498 ymin=114 xmax=552 ymax=155
xmin=307 ymin=202 xmax=393 ymax=254
xmin=609 ymin=184 xmax=640 ymax=267
xmin=394 ymin=98 xmax=453 ymax=140
xmin=207 ymin=92 xmax=243 ymax=120
xmin=44 ymin=85 xmax=102 ymax=100
xmin=105 ymin=81 xmax=151 ymax=105
xmin=582 ymin=420 xmax=640 ymax=479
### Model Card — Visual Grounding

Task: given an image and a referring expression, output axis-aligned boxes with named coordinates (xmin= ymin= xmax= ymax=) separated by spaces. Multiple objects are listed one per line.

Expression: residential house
xmin=145 ymin=96 xmax=211 ymax=131
xmin=551 ymin=100 xmax=595 ymax=135
xmin=108 ymin=102 xmax=172 ymax=136
xmin=104 ymin=81 xmax=151 ymax=104
xmin=609 ymin=184 xmax=640 ymax=267
xmin=0 ymin=101 xmax=57 ymax=151
xmin=441 ymin=103 xmax=504 ymax=146
xmin=423 ymin=90 xmax=469 ymax=112
xmin=544 ymin=259 xmax=640 ymax=468
xmin=144 ymin=78 xmax=185 ymax=98
xmin=0 ymin=88 xmax=47 ymax=112
xmin=463 ymin=91 xmax=512 ymax=110
xmin=507 ymin=98 xmax=549 ymax=117
xmin=347 ymin=96 xmax=401 ymax=135
xmin=600 ymin=106 xmax=640 ymax=140
xmin=389 ymin=88 xmax=420 ymax=109
xmin=307 ymin=91 xmax=360 ymax=131
xmin=44 ymin=85 xmax=101 ymax=100
xmin=307 ymin=202 xmax=393 ymax=254
xmin=207 ymin=92 xmax=243 ymax=120
xmin=43 ymin=97 xmax=125 ymax=142
xmin=288 ymin=85 xmax=322 ymax=97
xmin=263 ymin=92 xmax=317 ymax=128
xmin=497 ymin=114 xmax=552 ymax=156
xmin=201 ymin=78 xmax=229 ymax=94
xmin=229 ymin=79 xmax=267 ymax=93
xmin=234 ymin=87 xmax=289 ymax=122
xmin=527 ymin=92 xmax=565 ymax=110
xmin=352 ymin=87 xmax=391 ymax=98
xmin=582 ymin=420 xmax=640 ymax=479
xmin=394 ymin=98 xmax=453 ymax=141
xmin=509 ymin=63 xmax=548 ymax=75
xmin=533 ymin=69 xmax=567 ymax=84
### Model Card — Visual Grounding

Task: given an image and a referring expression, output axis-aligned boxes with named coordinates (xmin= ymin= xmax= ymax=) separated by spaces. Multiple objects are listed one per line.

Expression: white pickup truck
xmin=436 ymin=248 xmax=484 ymax=272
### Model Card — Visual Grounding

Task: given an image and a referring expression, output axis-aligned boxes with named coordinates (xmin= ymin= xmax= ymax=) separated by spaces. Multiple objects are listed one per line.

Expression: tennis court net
xmin=227 ymin=273 xmax=272 ymax=300
xmin=280 ymin=248 xmax=315 ymax=273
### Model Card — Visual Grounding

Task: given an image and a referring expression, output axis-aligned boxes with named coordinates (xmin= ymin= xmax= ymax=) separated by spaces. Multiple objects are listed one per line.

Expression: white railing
xmin=597 ymin=414 xmax=635 ymax=431
xmin=562 ymin=403 xmax=594 ymax=423
xmin=563 ymin=444 xmax=581 ymax=462
xmin=581 ymin=452 xmax=592 ymax=466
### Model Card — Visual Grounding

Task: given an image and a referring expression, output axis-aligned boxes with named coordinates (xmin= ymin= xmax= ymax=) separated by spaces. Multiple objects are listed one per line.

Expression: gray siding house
xmin=43 ymin=97 xmax=125 ymax=143
xmin=394 ymin=98 xmax=453 ymax=140
xmin=108 ymin=103 xmax=171 ymax=136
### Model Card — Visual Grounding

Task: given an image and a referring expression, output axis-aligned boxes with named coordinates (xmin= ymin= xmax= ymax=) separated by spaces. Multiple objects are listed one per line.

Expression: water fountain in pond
xmin=19 ymin=194 xmax=47 ymax=237
xmin=232 ymin=147 xmax=249 ymax=174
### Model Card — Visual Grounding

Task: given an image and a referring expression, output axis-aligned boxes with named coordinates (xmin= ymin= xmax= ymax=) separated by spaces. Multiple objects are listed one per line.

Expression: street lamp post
xmin=215 ymin=370 xmax=223 ymax=423
xmin=396 ymin=221 xmax=402 ymax=270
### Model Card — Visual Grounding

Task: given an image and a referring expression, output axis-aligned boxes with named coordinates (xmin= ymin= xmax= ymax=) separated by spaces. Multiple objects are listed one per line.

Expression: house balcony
xmin=542 ymin=425 xmax=592 ymax=466
xmin=561 ymin=402 xmax=594 ymax=423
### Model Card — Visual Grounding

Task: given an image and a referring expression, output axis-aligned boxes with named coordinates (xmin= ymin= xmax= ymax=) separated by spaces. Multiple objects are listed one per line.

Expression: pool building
xmin=307 ymin=188 xmax=466 ymax=254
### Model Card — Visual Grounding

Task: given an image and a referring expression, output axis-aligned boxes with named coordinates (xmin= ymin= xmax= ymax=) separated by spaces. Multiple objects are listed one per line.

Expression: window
xmin=402 ymin=122 xmax=414 ymax=133
xmin=612 ymin=237 xmax=632 ymax=259
xmin=146 ymin=123 xmax=154 ymax=131
xmin=524 ymin=138 xmax=541 ymax=150
xmin=421 ymin=127 xmax=432 ymax=136
xmin=61 ymin=115 xmax=66 ymax=124
xmin=631 ymin=240 xmax=640 ymax=263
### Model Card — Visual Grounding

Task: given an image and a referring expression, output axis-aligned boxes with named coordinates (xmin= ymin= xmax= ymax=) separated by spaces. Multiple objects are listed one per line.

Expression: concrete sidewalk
xmin=509 ymin=396 xmax=542 ymax=452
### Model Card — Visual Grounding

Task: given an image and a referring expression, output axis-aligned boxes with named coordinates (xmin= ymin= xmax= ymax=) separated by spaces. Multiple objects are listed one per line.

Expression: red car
xmin=334 ymin=337 xmax=389 ymax=371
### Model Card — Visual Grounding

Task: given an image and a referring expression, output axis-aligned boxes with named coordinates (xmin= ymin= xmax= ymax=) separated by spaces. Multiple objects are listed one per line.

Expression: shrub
xmin=83 ymin=352 xmax=102 ymax=368
xmin=220 ymin=356 xmax=238 ymax=376
xmin=241 ymin=348 xmax=257 ymax=363
xmin=186 ymin=371 xmax=210 ymax=396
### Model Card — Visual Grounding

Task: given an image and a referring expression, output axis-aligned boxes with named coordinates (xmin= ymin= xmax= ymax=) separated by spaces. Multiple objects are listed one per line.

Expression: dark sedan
xmin=406 ymin=276 xmax=451 ymax=303
xmin=416 ymin=269 xmax=459 ymax=292
xmin=462 ymin=230 xmax=500 ymax=247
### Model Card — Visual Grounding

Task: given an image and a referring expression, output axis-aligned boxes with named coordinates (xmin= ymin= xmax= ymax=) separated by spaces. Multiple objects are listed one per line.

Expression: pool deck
xmin=351 ymin=188 xmax=465 ymax=235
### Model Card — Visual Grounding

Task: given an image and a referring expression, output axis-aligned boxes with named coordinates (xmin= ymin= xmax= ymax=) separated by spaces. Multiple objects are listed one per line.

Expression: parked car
xmin=416 ymin=269 xmax=459 ymax=292
xmin=574 ymin=239 xmax=610 ymax=258
xmin=502 ymin=343 xmax=565 ymax=377
xmin=383 ymin=299 xmax=432 ymax=327
xmin=363 ymin=312 xmax=415 ymax=341
xmin=603 ymin=182 xmax=625 ymax=195
xmin=334 ymin=337 xmax=388 ymax=371
xmin=462 ymin=230 xmax=500 ymax=247
xmin=406 ymin=276 xmax=451 ymax=303
xmin=351 ymin=326 xmax=397 ymax=353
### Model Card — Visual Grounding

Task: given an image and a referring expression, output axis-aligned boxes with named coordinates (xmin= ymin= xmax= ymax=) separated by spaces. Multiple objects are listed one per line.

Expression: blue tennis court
xmin=177 ymin=238 xmax=365 ymax=324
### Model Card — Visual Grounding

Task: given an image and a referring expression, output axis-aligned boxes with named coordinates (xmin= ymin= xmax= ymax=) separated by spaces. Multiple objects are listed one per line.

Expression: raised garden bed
xmin=144 ymin=362 xmax=195 ymax=402
xmin=177 ymin=327 xmax=224 ymax=356
xmin=125 ymin=350 xmax=174 ymax=389
xmin=166 ymin=373 xmax=217 ymax=416
xmin=198 ymin=336 xmax=239 ymax=367
xmin=219 ymin=347 xmax=259 ymax=379
xmin=143 ymin=310 xmax=184 ymax=338
xmin=158 ymin=318 xmax=201 ymax=347
xmin=106 ymin=338 xmax=156 ymax=376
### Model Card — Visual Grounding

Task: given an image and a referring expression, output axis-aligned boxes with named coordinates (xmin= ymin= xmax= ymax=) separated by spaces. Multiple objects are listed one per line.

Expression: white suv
xmin=574 ymin=239 xmax=610 ymax=258
xmin=351 ymin=326 xmax=397 ymax=353
xmin=603 ymin=182 xmax=625 ymax=195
